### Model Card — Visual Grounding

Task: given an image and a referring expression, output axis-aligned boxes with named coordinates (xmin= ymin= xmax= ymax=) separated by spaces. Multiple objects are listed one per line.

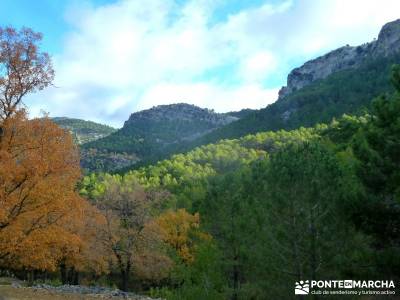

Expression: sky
xmin=1 ymin=0 xmax=400 ymax=127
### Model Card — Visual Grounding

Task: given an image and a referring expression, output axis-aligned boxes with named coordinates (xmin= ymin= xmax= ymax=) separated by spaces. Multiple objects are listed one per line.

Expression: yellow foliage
xmin=0 ymin=111 xmax=90 ymax=271
xmin=155 ymin=209 xmax=210 ymax=263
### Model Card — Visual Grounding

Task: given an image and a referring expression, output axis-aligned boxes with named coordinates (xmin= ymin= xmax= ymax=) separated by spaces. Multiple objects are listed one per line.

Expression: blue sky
xmin=1 ymin=0 xmax=399 ymax=127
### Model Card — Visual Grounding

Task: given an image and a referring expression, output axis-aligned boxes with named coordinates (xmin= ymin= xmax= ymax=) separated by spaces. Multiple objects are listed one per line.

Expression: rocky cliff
xmin=124 ymin=103 xmax=237 ymax=128
xmin=82 ymin=103 xmax=240 ymax=172
xmin=279 ymin=19 xmax=400 ymax=98
xmin=52 ymin=117 xmax=116 ymax=144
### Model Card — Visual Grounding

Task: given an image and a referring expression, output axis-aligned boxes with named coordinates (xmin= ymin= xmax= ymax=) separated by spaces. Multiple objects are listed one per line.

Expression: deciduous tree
xmin=95 ymin=177 xmax=170 ymax=291
xmin=0 ymin=27 xmax=54 ymax=120
xmin=155 ymin=208 xmax=210 ymax=264
xmin=0 ymin=111 xmax=86 ymax=272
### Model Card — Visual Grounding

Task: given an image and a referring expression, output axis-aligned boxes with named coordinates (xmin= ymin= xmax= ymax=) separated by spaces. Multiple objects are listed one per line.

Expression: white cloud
xmin=25 ymin=0 xmax=400 ymax=127
xmin=137 ymin=82 xmax=279 ymax=112
xmin=240 ymin=51 xmax=278 ymax=83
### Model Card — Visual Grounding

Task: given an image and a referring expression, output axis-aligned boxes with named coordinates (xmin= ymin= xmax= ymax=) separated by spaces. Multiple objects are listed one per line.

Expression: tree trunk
xmin=60 ymin=262 xmax=67 ymax=285
xmin=73 ymin=269 xmax=79 ymax=285
xmin=66 ymin=267 xmax=79 ymax=285
xmin=27 ymin=270 xmax=34 ymax=286
xmin=121 ymin=270 xmax=130 ymax=291
xmin=232 ymin=254 xmax=239 ymax=300
xmin=120 ymin=262 xmax=131 ymax=292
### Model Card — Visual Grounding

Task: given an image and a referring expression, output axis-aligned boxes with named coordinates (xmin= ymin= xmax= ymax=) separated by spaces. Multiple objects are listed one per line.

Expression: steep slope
xmin=168 ymin=19 xmax=400 ymax=152
xmin=279 ymin=19 xmax=400 ymax=98
xmin=81 ymin=103 xmax=238 ymax=171
xmin=89 ymin=19 xmax=400 ymax=172
xmin=52 ymin=117 xmax=116 ymax=144
xmin=224 ymin=108 xmax=255 ymax=119
xmin=186 ymin=53 xmax=399 ymax=147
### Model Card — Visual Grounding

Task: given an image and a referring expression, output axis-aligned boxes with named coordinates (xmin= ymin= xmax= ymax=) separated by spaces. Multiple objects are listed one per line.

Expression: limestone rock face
xmin=279 ymin=19 xmax=400 ymax=98
xmin=124 ymin=103 xmax=237 ymax=127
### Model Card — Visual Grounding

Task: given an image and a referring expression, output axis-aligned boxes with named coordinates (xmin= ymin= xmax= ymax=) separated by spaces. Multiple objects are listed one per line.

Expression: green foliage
xmin=52 ymin=117 xmax=116 ymax=144
xmin=347 ymin=65 xmax=400 ymax=276
xmin=151 ymin=241 xmax=226 ymax=300
xmin=200 ymin=168 xmax=263 ymax=299
xmin=80 ymin=126 xmax=323 ymax=298
xmin=81 ymin=104 xmax=237 ymax=171
xmin=77 ymin=54 xmax=399 ymax=172
xmin=254 ymin=142 xmax=370 ymax=297
xmin=78 ymin=65 xmax=400 ymax=298
xmin=182 ymin=53 xmax=399 ymax=151
xmin=81 ymin=128 xmax=317 ymax=210
xmin=195 ymin=141 xmax=371 ymax=299
xmin=80 ymin=148 xmax=138 ymax=173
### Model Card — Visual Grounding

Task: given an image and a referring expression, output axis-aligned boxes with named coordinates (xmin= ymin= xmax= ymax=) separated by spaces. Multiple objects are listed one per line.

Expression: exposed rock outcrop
xmin=279 ymin=19 xmax=400 ymax=98
xmin=124 ymin=103 xmax=237 ymax=127
xmin=81 ymin=104 xmax=241 ymax=172
xmin=52 ymin=117 xmax=116 ymax=144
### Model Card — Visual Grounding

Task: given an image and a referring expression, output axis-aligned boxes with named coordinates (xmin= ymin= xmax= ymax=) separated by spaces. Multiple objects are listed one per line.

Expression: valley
xmin=1 ymin=12 xmax=400 ymax=300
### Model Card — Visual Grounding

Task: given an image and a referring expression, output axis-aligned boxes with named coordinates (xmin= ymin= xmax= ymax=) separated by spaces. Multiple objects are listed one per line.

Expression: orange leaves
xmin=155 ymin=209 xmax=210 ymax=263
xmin=12 ymin=227 xmax=82 ymax=272
xmin=0 ymin=110 xmax=87 ymax=271
xmin=0 ymin=26 xmax=103 ymax=276
xmin=133 ymin=250 xmax=173 ymax=283
xmin=0 ymin=26 xmax=54 ymax=120
xmin=72 ymin=203 xmax=110 ymax=275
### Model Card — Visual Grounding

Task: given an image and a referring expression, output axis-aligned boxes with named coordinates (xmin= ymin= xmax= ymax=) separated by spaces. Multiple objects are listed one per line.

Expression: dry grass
xmin=0 ymin=285 xmax=107 ymax=300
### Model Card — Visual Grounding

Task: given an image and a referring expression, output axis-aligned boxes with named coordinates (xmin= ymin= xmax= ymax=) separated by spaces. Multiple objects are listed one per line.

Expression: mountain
xmin=81 ymin=103 xmax=239 ymax=171
xmin=84 ymin=19 xmax=400 ymax=172
xmin=224 ymin=108 xmax=255 ymax=119
xmin=52 ymin=117 xmax=116 ymax=144
xmin=171 ymin=19 xmax=400 ymax=150
xmin=279 ymin=19 xmax=400 ymax=98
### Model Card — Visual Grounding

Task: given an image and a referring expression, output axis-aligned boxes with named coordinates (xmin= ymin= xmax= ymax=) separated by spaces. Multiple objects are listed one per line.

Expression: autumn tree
xmin=94 ymin=177 xmax=171 ymax=291
xmin=155 ymin=209 xmax=210 ymax=264
xmin=0 ymin=111 xmax=87 ymax=272
xmin=0 ymin=26 xmax=54 ymax=120
xmin=58 ymin=202 xmax=110 ymax=285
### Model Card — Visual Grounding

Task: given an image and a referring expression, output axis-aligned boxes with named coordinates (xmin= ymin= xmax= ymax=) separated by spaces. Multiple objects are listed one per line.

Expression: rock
xmin=29 ymin=283 xmax=163 ymax=299
xmin=281 ymin=108 xmax=296 ymax=122
xmin=124 ymin=103 xmax=237 ymax=128
xmin=11 ymin=282 xmax=22 ymax=288
xmin=279 ymin=19 xmax=400 ymax=99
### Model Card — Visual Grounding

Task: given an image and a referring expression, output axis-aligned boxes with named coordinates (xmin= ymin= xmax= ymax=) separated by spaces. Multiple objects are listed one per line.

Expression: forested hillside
xmin=129 ymin=52 xmax=400 ymax=169
xmin=81 ymin=104 xmax=238 ymax=171
xmin=86 ymin=20 xmax=400 ymax=171
xmin=2 ymin=19 xmax=400 ymax=300
xmin=79 ymin=65 xmax=400 ymax=298
xmin=52 ymin=117 xmax=116 ymax=144
xmin=192 ymin=20 xmax=400 ymax=145
xmin=83 ymin=52 xmax=398 ymax=173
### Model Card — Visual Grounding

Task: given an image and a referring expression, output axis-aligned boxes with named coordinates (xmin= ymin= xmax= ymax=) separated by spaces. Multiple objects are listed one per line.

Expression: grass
xmin=0 ymin=285 xmax=107 ymax=300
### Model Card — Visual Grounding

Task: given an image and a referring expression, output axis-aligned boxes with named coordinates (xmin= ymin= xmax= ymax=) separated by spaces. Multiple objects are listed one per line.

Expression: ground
xmin=0 ymin=286 xmax=102 ymax=300
xmin=0 ymin=276 xmax=160 ymax=300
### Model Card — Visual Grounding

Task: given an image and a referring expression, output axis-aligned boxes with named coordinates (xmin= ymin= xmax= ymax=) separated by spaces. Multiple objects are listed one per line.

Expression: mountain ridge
xmin=52 ymin=117 xmax=116 ymax=144
xmin=124 ymin=103 xmax=238 ymax=127
xmin=279 ymin=19 xmax=400 ymax=98
xmin=81 ymin=103 xmax=244 ymax=171
xmin=79 ymin=19 xmax=400 ymax=172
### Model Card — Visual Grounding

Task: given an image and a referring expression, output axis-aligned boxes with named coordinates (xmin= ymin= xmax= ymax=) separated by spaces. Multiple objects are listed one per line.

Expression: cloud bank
xmin=26 ymin=0 xmax=400 ymax=127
